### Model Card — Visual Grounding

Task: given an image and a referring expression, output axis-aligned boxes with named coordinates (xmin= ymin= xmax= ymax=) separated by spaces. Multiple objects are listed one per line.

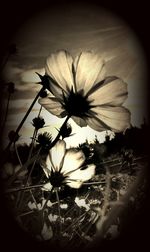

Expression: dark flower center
xmin=49 ymin=171 xmax=66 ymax=188
xmin=37 ymin=132 xmax=52 ymax=147
xmin=63 ymin=89 xmax=92 ymax=117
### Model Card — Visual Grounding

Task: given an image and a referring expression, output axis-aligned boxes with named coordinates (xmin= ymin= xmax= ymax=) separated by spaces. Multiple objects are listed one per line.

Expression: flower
xmin=32 ymin=116 xmax=45 ymax=130
xmin=42 ymin=140 xmax=95 ymax=190
xmin=2 ymin=163 xmax=27 ymax=179
xmin=59 ymin=123 xmax=72 ymax=139
xmin=39 ymin=50 xmax=131 ymax=132
xmin=37 ymin=132 xmax=52 ymax=152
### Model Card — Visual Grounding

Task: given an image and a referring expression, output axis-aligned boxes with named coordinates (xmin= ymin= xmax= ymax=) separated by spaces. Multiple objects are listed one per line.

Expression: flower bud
xmin=37 ymin=132 xmax=52 ymax=151
xmin=39 ymin=90 xmax=48 ymax=98
xmin=8 ymin=130 xmax=20 ymax=142
xmin=32 ymin=117 xmax=45 ymax=130
xmin=59 ymin=123 xmax=72 ymax=139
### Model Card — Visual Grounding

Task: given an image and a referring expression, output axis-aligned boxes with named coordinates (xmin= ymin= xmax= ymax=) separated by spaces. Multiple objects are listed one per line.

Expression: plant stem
xmin=55 ymin=189 xmax=62 ymax=235
xmin=27 ymin=129 xmax=37 ymax=162
xmin=42 ymin=187 xmax=54 ymax=212
xmin=4 ymin=184 xmax=45 ymax=193
xmin=26 ymin=105 xmax=42 ymax=166
xmin=26 ymin=147 xmax=41 ymax=185
xmin=50 ymin=115 xmax=70 ymax=148
xmin=29 ymin=189 xmax=40 ymax=210
xmin=14 ymin=142 xmax=22 ymax=166
xmin=14 ymin=142 xmax=23 ymax=209
xmin=6 ymin=115 xmax=70 ymax=186
xmin=96 ymin=166 xmax=111 ymax=233
xmin=4 ymin=86 xmax=45 ymax=151
xmin=17 ymin=210 xmax=34 ymax=218
xmin=6 ymin=151 xmax=40 ymax=186
xmin=18 ymin=148 xmax=41 ymax=210
xmin=1 ymin=92 xmax=11 ymax=134
xmin=83 ymin=181 xmax=106 ymax=185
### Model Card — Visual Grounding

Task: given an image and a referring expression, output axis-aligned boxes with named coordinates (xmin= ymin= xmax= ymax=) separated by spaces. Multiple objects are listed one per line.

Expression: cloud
xmin=20 ymin=68 xmax=45 ymax=83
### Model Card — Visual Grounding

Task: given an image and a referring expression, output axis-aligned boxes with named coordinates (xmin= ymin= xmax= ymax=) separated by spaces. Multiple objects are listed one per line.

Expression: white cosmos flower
xmin=39 ymin=50 xmax=131 ymax=132
xmin=42 ymin=140 xmax=95 ymax=189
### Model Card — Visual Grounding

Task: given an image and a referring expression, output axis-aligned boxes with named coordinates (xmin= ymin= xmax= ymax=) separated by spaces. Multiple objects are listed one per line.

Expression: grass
xmin=1 ymin=149 xmax=147 ymax=250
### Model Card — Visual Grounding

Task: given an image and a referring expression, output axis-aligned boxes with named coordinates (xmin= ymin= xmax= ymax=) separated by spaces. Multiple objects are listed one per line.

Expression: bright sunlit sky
xmin=2 ymin=2 xmax=148 ymax=148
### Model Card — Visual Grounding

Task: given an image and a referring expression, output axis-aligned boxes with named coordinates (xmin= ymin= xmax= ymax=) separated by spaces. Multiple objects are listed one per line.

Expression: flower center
xmin=63 ymin=90 xmax=91 ymax=117
xmin=49 ymin=171 xmax=65 ymax=188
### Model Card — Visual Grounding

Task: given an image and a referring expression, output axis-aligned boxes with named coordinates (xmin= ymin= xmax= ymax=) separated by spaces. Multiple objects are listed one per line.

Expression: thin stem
xmin=6 ymin=151 xmax=40 ymax=186
xmin=27 ymin=129 xmax=37 ymax=162
xmin=18 ymin=147 xmax=41 ymax=210
xmin=42 ymin=187 xmax=54 ymax=212
xmin=17 ymin=210 xmax=34 ymax=218
xmin=4 ymin=184 xmax=45 ymax=193
xmin=26 ymin=147 xmax=41 ymax=185
xmin=1 ymin=92 xmax=11 ymax=133
xmin=64 ymin=164 xmax=88 ymax=177
xmin=55 ymin=188 xmax=62 ymax=234
xmin=14 ymin=142 xmax=23 ymax=209
xmin=77 ymin=212 xmax=97 ymax=246
xmin=55 ymin=189 xmax=61 ymax=217
xmin=26 ymin=105 xmax=42 ymax=164
xmin=4 ymin=86 xmax=45 ymax=151
xmin=50 ymin=115 xmax=70 ymax=149
xmin=6 ymin=115 xmax=70 ymax=186
xmin=64 ymin=205 xmax=76 ymax=217
xmin=99 ymin=166 xmax=111 ymax=226
xmin=83 ymin=181 xmax=106 ymax=185
xmin=38 ymin=105 xmax=42 ymax=116
xmin=14 ymin=142 xmax=22 ymax=166
xmin=63 ymin=212 xmax=87 ymax=233
xmin=30 ymin=189 xmax=40 ymax=210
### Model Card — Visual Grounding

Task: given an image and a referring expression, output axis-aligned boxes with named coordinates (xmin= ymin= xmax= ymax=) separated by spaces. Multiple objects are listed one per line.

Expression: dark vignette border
xmin=0 ymin=0 xmax=150 ymax=252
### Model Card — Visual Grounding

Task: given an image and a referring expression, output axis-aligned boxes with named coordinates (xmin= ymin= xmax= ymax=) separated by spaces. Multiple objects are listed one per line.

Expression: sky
xmin=2 ymin=2 xmax=148 ymax=148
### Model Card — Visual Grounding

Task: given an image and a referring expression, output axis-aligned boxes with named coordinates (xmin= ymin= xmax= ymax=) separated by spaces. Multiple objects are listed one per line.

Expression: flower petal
xmin=65 ymin=180 xmax=83 ymax=189
xmin=45 ymin=77 xmax=65 ymax=100
xmin=28 ymin=201 xmax=37 ymax=210
xmin=49 ymin=140 xmax=66 ymax=171
xmin=41 ymin=223 xmax=53 ymax=240
xmin=74 ymin=52 xmax=105 ymax=95
xmin=90 ymin=106 xmax=131 ymax=132
xmin=42 ymin=182 xmax=53 ymax=191
xmin=86 ymin=117 xmax=109 ymax=132
xmin=72 ymin=116 xmax=87 ymax=127
xmin=45 ymin=50 xmax=74 ymax=93
xmin=61 ymin=149 xmax=85 ymax=174
xmin=88 ymin=77 xmax=128 ymax=106
xmin=39 ymin=96 xmax=67 ymax=118
xmin=43 ymin=156 xmax=52 ymax=177
xmin=66 ymin=164 xmax=95 ymax=188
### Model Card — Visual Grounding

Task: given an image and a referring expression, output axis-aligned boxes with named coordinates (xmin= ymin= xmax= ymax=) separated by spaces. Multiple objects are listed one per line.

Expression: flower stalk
xmin=5 ymin=86 xmax=45 ymax=151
